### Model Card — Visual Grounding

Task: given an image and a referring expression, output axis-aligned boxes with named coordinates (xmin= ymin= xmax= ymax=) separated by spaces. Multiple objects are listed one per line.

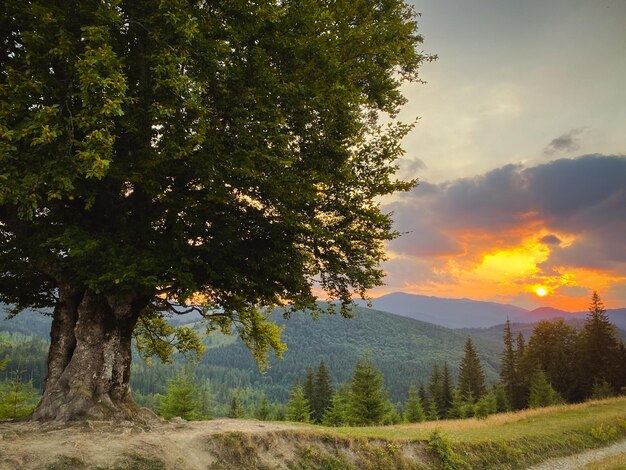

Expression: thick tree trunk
xmin=32 ymin=288 xmax=148 ymax=422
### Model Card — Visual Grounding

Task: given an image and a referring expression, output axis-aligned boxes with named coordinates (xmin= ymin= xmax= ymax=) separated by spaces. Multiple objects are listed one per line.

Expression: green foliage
xmin=322 ymin=383 xmax=351 ymax=427
xmin=156 ymin=370 xmax=208 ymax=420
xmin=286 ymin=380 xmax=310 ymax=423
xmin=0 ymin=0 xmax=431 ymax=376
xmin=590 ymin=424 xmax=618 ymax=442
xmin=581 ymin=292 xmax=621 ymax=394
xmin=591 ymin=380 xmax=615 ymax=400
xmin=427 ymin=430 xmax=467 ymax=470
xmin=458 ymin=338 xmax=486 ymax=400
xmin=347 ymin=356 xmax=389 ymax=426
xmin=254 ymin=396 xmax=271 ymax=421
xmin=473 ymin=392 xmax=497 ymax=420
xmin=500 ymin=319 xmax=518 ymax=407
xmin=310 ymin=360 xmax=334 ymax=424
xmin=0 ymin=370 xmax=40 ymax=420
xmin=227 ymin=394 xmax=245 ymax=419
xmin=529 ymin=370 xmax=563 ymax=408
xmin=525 ymin=318 xmax=580 ymax=402
xmin=403 ymin=385 xmax=425 ymax=423
xmin=492 ymin=383 xmax=511 ymax=413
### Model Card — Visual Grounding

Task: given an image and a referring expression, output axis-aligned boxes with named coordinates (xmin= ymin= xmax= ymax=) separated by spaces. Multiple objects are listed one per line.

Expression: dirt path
xmin=0 ymin=419 xmax=303 ymax=469
xmin=526 ymin=439 xmax=626 ymax=470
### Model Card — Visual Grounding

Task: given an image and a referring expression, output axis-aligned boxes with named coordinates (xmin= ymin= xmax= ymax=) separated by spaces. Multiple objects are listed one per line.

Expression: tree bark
xmin=32 ymin=288 xmax=149 ymax=422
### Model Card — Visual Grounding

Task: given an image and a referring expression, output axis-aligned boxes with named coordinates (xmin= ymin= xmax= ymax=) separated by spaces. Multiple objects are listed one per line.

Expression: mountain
xmin=356 ymin=292 xmax=529 ymax=328
xmin=357 ymin=292 xmax=626 ymax=329
xmin=2 ymin=304 xmax=503 ymax=403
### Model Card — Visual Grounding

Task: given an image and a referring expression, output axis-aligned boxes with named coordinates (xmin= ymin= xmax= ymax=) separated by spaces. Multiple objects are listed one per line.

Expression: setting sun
xmin=535 ymin=287 xmax=548 ymax=297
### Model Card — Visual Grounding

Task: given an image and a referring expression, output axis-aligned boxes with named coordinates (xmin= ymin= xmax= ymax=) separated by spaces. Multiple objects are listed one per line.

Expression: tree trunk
xmin=32 ymin=288 xmax=149 ymax=422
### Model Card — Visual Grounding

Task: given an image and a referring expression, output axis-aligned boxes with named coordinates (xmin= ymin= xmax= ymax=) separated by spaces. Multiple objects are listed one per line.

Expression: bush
xmin=590 ymin=424 xmax=618 ymax=442
xmin=428 ymin=430 xmax=467 ymax=470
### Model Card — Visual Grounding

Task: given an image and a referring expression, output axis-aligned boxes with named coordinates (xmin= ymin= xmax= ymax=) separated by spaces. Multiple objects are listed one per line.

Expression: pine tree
xmin=323 ymin=383 xmax=351 ymax=427
xmin=227 ymin=394 xmax=245 ymax=419
xmin=427 ymin=400 xmax=440 ymax=421
xmin=157 ymin=370 xmax=207 ymax=421
xmin=515 ymin=332 xmax=530 ymax=408
xmin=500 ymin=319 xmax=517 ymax=407
xmin=303 ymin=366 xmax=316 ymax=407
xmin=255 ymin=396 xmax=272 ymax=421
xmin=427 ymin=363 xmax=442 ymax=419
xmin=529 ymin=370 xmax=562 ymax=408
xmin=347 ymin=357 xmax=388 ymax=426
xmin=418 ymin=384 xmax=427 ymax=409
xmin=458 ymin=338 xmax=486 ymax=399
xmin=492 ymin=383 xmax=511 ymax=413
xmin=473 ymin=392 xmax=497 ymax=419
xmin=404 ymin=385 xmax=425 ymax=423
xmin=311 ymin=360 xmax=334 ymax=423
xmin=0 ymin=371 xmax=39 ymax=420
xmin=286 ymin=380 xmax=310 ymax=423
xmin=441 ymin=362 xmax=453 ymax=417
xmin=446 ymin=389 xmax=465 ymax=419
xmin=580 ymin=292 xmax=621 ymax=395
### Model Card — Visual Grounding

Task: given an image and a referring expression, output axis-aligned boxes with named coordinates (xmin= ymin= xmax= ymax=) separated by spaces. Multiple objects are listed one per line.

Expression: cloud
xmin=543 ymin=127 xmax=588 ymax=155
xmin=539 ymin=234 xmax=562 ymax=245
xmin=381 ymin=154 xmax=626 ymax=308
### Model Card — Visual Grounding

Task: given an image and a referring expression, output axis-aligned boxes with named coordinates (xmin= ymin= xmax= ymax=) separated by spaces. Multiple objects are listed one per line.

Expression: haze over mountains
xmin=356 ymin=292 xmax=626 ymax=330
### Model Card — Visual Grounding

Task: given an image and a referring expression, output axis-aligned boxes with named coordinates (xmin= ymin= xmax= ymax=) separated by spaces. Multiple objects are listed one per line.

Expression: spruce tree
xmin=157 ymin=370 xmax=206 ymax=421
xmin=311 ymin=360 xmax=334 ymax=424
xmin=427 ymin=400 xmax=440 ymax=421
xmin=347 ymin=357 xmax=388 ymax=426
xmin=0 ymin=371 xmax=39 ymax=420
xmin=255 ymin=396 xmax=272 ymax=421
xmin=286 ymin=380 xmax=310 ymax=423
xmin=418 ymin=384 xmax=428 ymax=409
xmin=515 ymin=332 xmax=530 ymax=408
xmin=322 ymin=383 xmax=351 ymax=427
xmin=492 ymin=383 xmax=511 ymax=413
xmin=528 ymin=370 xmax=562 ymax=408
xmin=446 ymin=389 xmax=465 ymax=419
xmin=500 ymin=319 xmax=517 ymax=407
xmin=441 ymin=362 xmax=454 ymax=417
xmin=580 ymin=292 xmax=621 ymax=395
xmin=404 ymin=385 xmax=426 ymax=423
xmin=427 ymin=363 xmax=442 ymax=419
xmin=227 ymin=395 xmax=245 ymax=419
xmin=458 ymin=338 xmax=486 ymax=399
xmin=303 ymin=366 xmax=316 ymax=407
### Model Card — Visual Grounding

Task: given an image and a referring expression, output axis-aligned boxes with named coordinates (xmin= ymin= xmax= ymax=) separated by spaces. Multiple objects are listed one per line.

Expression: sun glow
xmin=535 ymin=286 xmax=548 ymax=297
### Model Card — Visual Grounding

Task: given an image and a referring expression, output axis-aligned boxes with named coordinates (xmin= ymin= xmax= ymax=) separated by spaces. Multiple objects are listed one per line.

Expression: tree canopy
xmin=0 ymin=1 xmax=432 ymax=420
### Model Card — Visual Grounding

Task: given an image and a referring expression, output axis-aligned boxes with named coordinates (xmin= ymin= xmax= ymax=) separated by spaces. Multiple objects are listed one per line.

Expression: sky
xmin=373 ymin=0 xmax=626 ymax=310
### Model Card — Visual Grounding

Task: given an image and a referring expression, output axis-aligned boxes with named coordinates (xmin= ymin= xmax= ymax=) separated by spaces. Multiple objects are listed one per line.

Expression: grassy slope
xmin=199 ymin=398 xmax=626 ymax=470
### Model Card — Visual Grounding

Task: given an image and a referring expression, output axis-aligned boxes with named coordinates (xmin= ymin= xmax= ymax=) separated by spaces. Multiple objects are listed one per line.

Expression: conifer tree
xmin=515 ymin=332 xmax=530 ymax=408
xmin=303 ymin=366 xmax=316 ymax=407
xmin=500 ymin=319 xmax=517 ymax=406
xmin=348 ymin=357 xmax=388 ymax=425
xmin=427 ymin=363 xmax=442 ymax=418
xmin=473 ymin=392 xmax=497 ymax=419
xmin=427 ymin=400 xmax=440 ymax=421
xmin=404 ymin=385 xmax=426 ymax=423
xmin=446 ymin=389 xmax=465 ymax=419
xmin=227 ymin=394 xmax=245 ymax=419
xmin=580 ymin=292 xmax=621 ymax=395
xmin=492 ymin=383 xmax=511 ymax=413
xmin=418 ymin=384 xmax=428 ymax=408
xmin=458 ymin=338 xmax=486 ymax=399
xmin=323 ymin=383 xmax=351 ymax=427
xmin=255 ymin=396 xmax=272 ymax=421
xmin=0 ymin=370 xmax=39 ymax=420
xmin=528 ymin=370 xmax=562 ymax=408
xmin=157 ymin=370 xmax=206 ymax=421
xmin=311 ymin=360 xmax=334 ymax=423
xmin=441 ymin=362 xmax=454 ymax=417
xmin=286 ymin=380 xmax=310 ymax=423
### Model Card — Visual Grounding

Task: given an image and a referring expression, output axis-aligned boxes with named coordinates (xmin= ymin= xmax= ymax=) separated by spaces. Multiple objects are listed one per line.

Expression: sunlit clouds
xmin=378 ymin=155 xmax=626 ymax=310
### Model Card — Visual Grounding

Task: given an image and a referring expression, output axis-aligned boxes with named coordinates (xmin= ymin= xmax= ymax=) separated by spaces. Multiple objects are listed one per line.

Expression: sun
xmin=535 ymin=287 xmax=548 ymax=297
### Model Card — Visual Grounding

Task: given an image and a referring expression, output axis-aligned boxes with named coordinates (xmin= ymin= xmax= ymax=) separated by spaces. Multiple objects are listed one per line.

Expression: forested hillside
xmin=1 ymin=305 xmax=502 ymax=408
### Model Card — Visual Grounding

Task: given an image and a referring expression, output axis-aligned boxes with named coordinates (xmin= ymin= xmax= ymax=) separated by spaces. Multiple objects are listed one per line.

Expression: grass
xmin=322 ymin=397 xmax=626 ymax=442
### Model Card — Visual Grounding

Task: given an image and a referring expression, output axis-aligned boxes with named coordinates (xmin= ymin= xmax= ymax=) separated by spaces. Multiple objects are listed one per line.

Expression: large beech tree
xmin=0 ymin=0 xmax=432 ymax=421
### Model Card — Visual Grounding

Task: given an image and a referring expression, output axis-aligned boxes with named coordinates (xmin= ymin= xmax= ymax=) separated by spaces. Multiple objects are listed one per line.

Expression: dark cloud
xmin=539 ymin=234 xmax=562 ymax=245
xmin=543 ymin=127 xmax=587 ymax=155
xmin=389 ymin=154 xmax=626 ymax=272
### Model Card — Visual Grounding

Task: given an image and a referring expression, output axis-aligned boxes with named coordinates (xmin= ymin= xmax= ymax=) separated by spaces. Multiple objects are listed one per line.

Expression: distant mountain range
xmin=356 ymin=292 xmax=626 ymax=330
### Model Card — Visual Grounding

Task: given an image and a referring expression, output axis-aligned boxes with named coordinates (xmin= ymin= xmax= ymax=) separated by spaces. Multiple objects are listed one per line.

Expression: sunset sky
xmin=374 ymin=0 xmax=626 ymax=310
